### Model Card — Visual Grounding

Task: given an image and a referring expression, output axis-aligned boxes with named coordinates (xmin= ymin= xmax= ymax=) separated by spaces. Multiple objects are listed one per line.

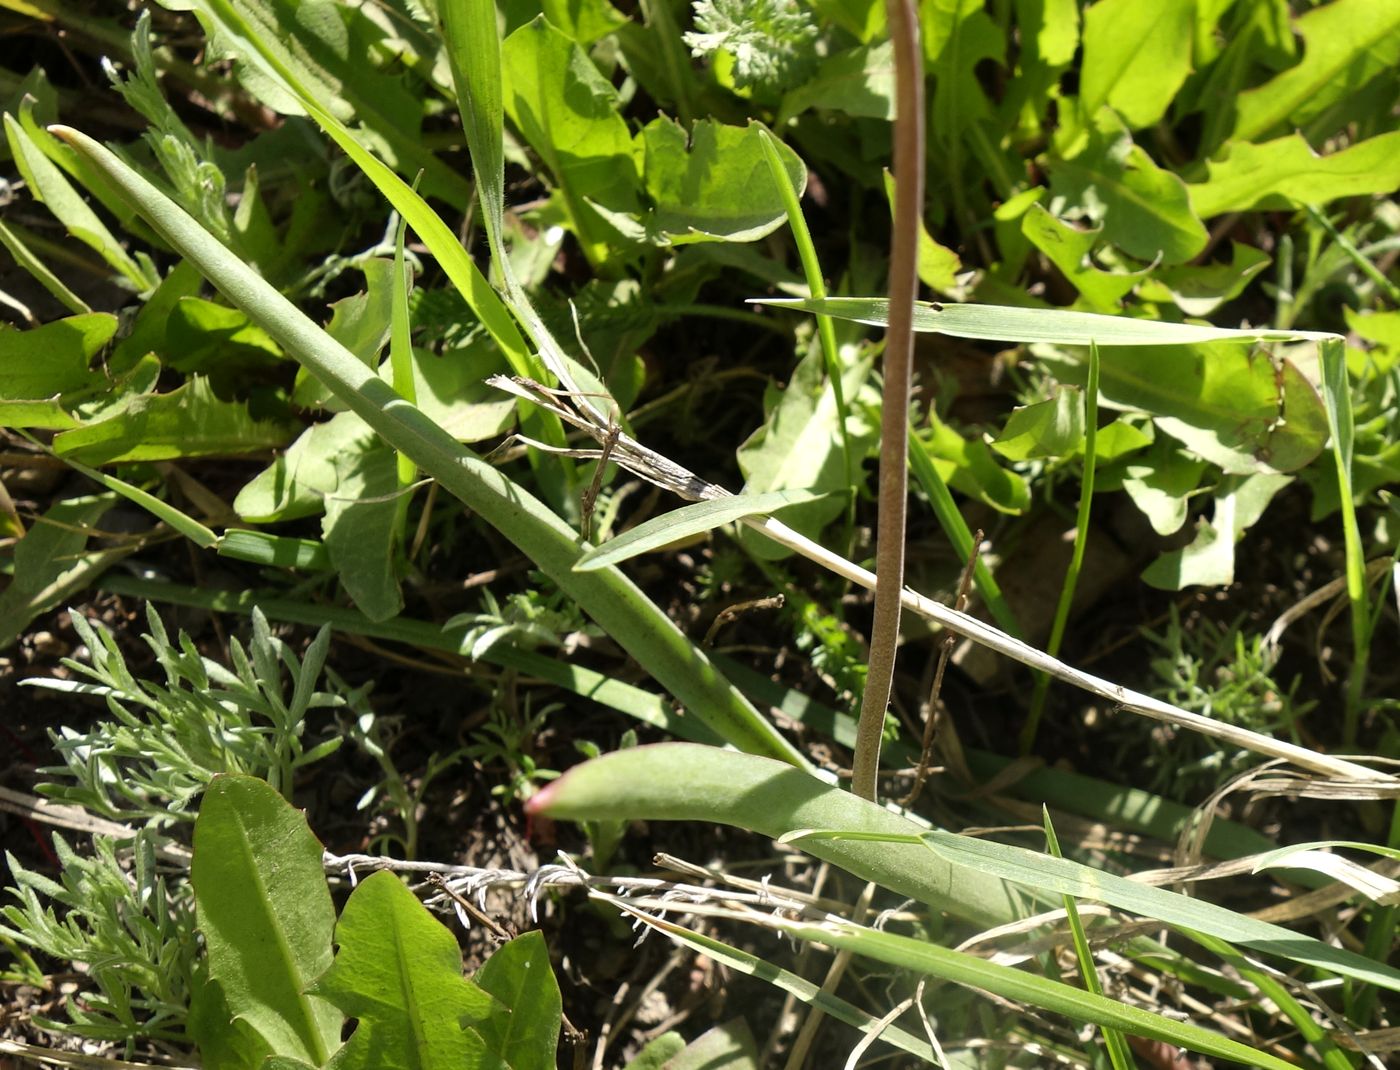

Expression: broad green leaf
xmin=3 ymin=112 xmax=153 ymax=290
xmin=576 ymin=489 xmax=827 ymax=572
xmin=309 ymin=871 xmax=495 ymax=1070
xmin=473 ymin=931 xmax=562 ymax=1070
xmin=295 ymin=258 xmax=395 ymax=409
xmin=388 ymin=344 xmax=514 ymax=444
xmin=659 ymin=1020 xmax=758 ymax=1070
xmin=639 ymin=117 xmax=807 ymax=244
xmin=1048 ymin=113 xmax=1207 ymax=266
xmin=1089 ymin=416 xmax=1152 ymax=462
xmin=58 ymin=123 xmax=807 ymax=768
xmin=191 ymin=775 xmax=341 ymax=1065
xmin=777 ymin=41 xmax=893 ymax=124
xmin=167 ymin=296 xmax=283 ymax=375
xmin=1017 ymin=0 xmax=1079 ymax=66
xmin=0 ymin=312 xmax=115 ymax=401
xmin=534 ymin=744 xmax=1400 ymax=995
xmin=1120 ymin=441 xmax=1207 ymax=535
xmin=1137 ymin=243 xmax=1272 ymax=317
xmin=1039 ymin=342 xmax=1329 ymax=475
xmin=52 ymin=375 xmax=299 ymax=465
xmin=1232 ymin=0 xmax=1400 ymax=142
xmin=158 ymin=0 xmax=470 ymax=206
xmin=1020 ymin=204 xmax=1144 ymax=309
xmin=1188 ymin=131 xmax=1400 ymax=218
xmin=623 ymin=1034 xmax=687 ymax=1070
xmin=111 ymin=259 xmax=203 ymax=373
xmin=1142 ymin=472 xmax=1292 ymax=589
xmin=322 ymin=445 xmax=403 ymax=622
xmin=234 ymin=409 xmax=374 ymax=522
xmin=501 ymin=15 xmax=639 ymax=260
xmin=759 ymin=296 xmax=1337 ymax=346
xmin=992 ymin=388 xmax=1085 ymax=461
xmin=0 ymin=493 xmax=118 ymax=650
xmin=922 ymin=0 xmax=1003 ymax=146
xmin=736 ymin=341 xmax=875 ymax=559
xmin=1078 ymin=0 xmax=1194 ymax=129
xmin=918 ymin=413 xmax=1030 ymax=515
xmin=774 ymin=914 xmax=1294 ymax=1069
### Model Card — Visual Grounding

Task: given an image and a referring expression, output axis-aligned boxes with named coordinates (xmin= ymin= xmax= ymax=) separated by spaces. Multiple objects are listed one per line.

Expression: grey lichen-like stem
xmin=851 ymin=0 xmax=924 ymax=803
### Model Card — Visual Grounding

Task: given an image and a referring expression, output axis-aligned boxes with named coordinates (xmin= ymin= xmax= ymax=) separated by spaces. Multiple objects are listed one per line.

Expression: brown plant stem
xmin=850 ymin=0 xmax=924 ymax=802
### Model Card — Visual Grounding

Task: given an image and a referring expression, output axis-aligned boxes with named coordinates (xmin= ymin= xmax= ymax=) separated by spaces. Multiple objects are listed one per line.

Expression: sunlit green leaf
xmin=1078 ymin=0 xmax=1194 ymax=129
xmin=576 ymin=489 xmax=826 ymax=572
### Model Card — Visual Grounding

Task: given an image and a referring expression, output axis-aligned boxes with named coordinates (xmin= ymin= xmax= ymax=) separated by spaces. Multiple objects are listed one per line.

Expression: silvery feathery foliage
xmin=684 ymin=0 xmax=820 ymax=93
xmin=27 ymin=605 xmax=350 ymax=826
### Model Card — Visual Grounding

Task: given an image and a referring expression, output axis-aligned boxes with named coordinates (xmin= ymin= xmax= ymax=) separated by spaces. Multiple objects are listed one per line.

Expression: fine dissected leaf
xmin=191 ymin=775 xmax=342 ymax=1066
xmin=52 ymin=375 xmax=299 ymax=465
xmin=321 ymin=444 xmax=403 ymax=622
xmin=1189 ymin=131 xmax=1400 ymax=217
xmin=1078 ymin=0 xmax=1195 ymax=129
xmin=0 ymin=312 xmax=115 ymax=401
xmin=473 ymin=931 xmax=563 ymax=1070
xmin=1231 ymin=0 xmax=1400 ymax=142
xmin=1048 ymin=114 xmax=1207 ymax=265
xmin=529 ymin=744 xmax=1400 ymax=996
xmin=758 ymin=296 xmax=1338 ymax=346
xmin=309 ymin=870 xmax=496 ymax=1070
xmin=56 ymin=124 xmax=807 ymax=767
xmin=575 ymin=489 xmax=826 ymax=572
xmin=638 ymin=118 xmax=807 ymax=244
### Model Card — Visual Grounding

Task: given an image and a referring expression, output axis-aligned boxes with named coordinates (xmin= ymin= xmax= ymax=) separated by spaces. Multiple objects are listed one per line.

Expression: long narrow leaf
xmin=54 ymin=124 xmax=806 ymax=769
xmin=576 ymin=489 xmax=826 ymax=571
xmin=759 ymin=297 xmax=1338 ymax=346
xmin=530 ymin=743 xmax=1400 ymax=994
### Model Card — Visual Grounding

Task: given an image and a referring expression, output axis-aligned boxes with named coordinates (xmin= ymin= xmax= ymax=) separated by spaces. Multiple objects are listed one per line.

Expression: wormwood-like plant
xmin=27 ymin=606 xmax=347 ymax=822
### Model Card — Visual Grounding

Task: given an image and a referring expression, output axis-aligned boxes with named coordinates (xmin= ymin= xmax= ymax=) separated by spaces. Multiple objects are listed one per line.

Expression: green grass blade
xmin=758 ymin=297 xmax=1339 ymax=346
xmin=1043 ymin=809 xmax=1136 ymax=1070
xmin=575 ymin=489 xmax=826 ymax=572
xmin=905 ymin=425 xmax=1022 ymax=638
xmin=440 ymin=0 xmax=505 ymax=263
xmin=54 ymin=124 xmax=806 ymax=769
xmin=1320 ymin=336 xmax=1370 ymax=744
xmin=771 ymin=915 xmax=1293 ymax=1070
xmin=0 ymin=218 xmax=90 ymax=313
xmin=757 ymin=127 xmax=854 ymax=536
xmin=1186 ymin=930 xmax=1354 ymax=1070
xmin=1022 ymin=340 xmax=1100 ymax=753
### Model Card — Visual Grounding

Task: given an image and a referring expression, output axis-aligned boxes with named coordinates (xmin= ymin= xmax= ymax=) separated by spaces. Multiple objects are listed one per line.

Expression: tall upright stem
xmin=850 ymin=0 xmax=924 ymax=802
